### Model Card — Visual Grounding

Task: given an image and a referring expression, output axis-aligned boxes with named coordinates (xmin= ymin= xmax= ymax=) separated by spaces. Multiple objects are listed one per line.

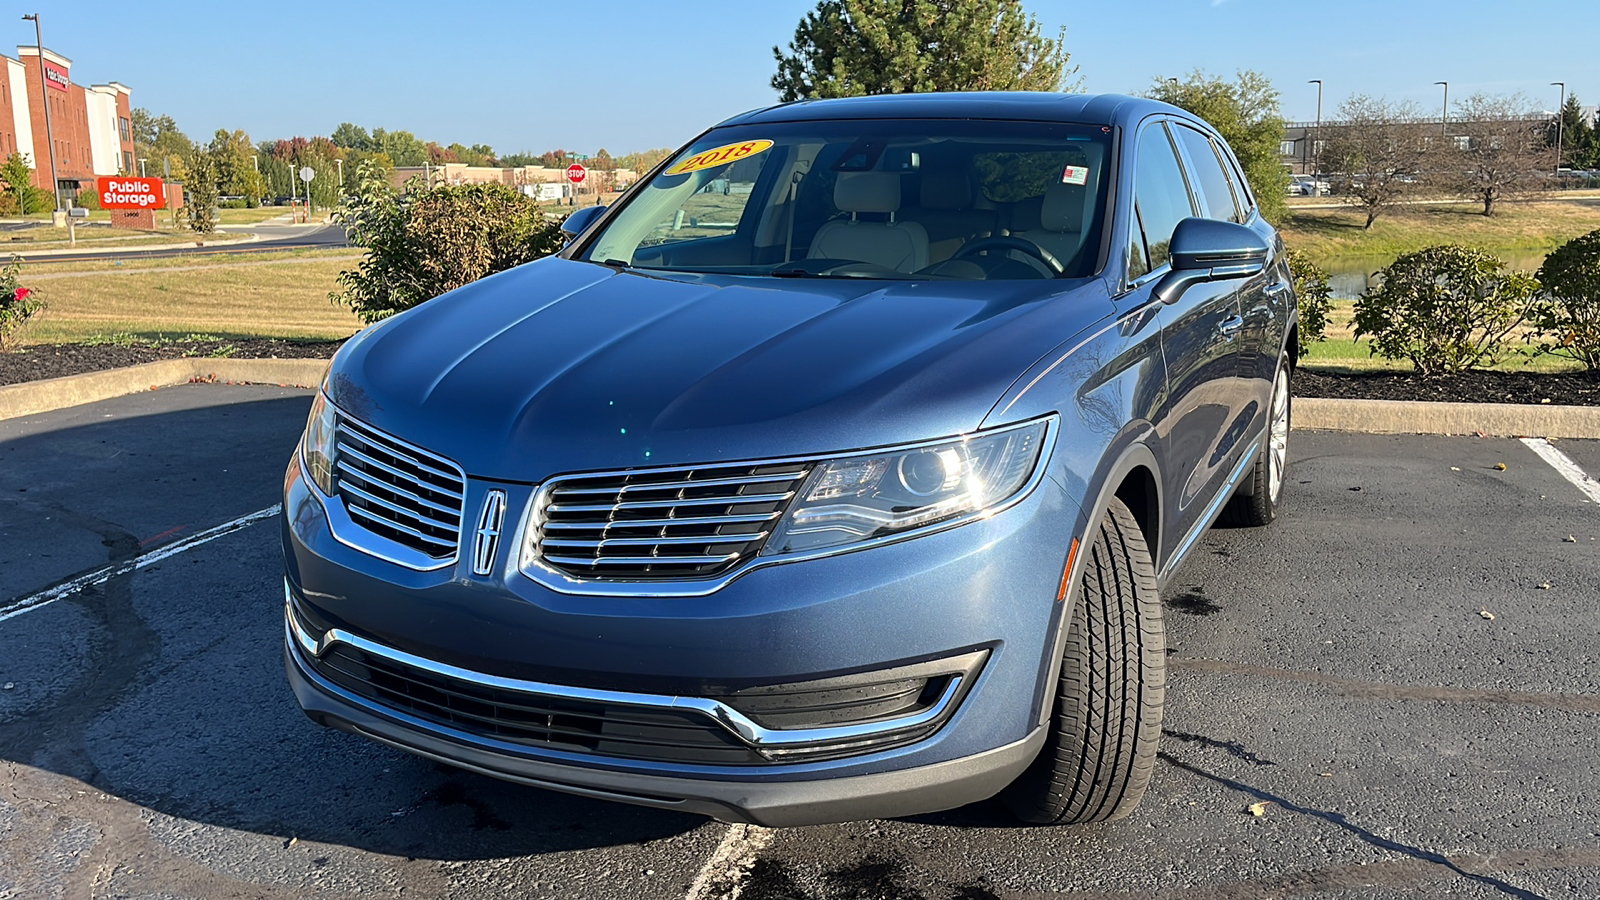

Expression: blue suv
xmin=283 ymin=92 xmax=1297 ymax=827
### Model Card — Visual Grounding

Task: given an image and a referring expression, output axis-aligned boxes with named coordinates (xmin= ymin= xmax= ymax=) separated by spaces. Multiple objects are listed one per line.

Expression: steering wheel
xmin=952 ymin=236 xmax=1065 ymax=275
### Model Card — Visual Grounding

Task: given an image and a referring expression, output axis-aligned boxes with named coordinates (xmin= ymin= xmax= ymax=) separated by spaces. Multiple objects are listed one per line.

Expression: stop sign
xmin=566 ymin=164 xmax=587 ymax=184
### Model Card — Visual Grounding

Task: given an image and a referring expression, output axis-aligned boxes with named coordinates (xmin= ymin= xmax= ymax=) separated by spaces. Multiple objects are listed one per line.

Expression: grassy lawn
xmin=217 ymin=206 xmax=298 ymax=225
xmin=13 ymin=249 xmax=364 ymax=344
xmin=0 ymin=225 xmax=248 ymax=250
xmin=1280 ymin=199 xmax=1600 ymax=264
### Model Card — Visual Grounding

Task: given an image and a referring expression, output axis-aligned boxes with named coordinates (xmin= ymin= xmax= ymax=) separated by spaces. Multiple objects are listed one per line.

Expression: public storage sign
xmin=97 ymin=177 xmax=165 ymax=209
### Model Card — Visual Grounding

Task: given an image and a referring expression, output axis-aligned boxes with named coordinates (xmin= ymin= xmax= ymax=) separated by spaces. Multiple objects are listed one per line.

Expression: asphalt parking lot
xmin=2 ymin=385 xmax=1598 ymax=900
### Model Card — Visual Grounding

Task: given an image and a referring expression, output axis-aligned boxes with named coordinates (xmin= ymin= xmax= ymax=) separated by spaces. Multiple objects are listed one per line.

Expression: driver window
xmin=1130 ymin=123 xmax=1196 ymax=272
xmin=637 ymin=154 xmax=765 ymax=247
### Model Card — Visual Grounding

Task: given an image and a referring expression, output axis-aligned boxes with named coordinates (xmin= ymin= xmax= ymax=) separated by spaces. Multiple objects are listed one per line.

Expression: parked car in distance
xmin=283 ymin=92 xmax=1299 ymax=828
xmin=1287 ymin=174 xmax=1330 ymax=196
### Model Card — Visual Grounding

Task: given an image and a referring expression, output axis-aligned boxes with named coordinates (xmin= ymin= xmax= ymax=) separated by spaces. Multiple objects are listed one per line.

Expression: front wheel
xmin=1223 ymin=358 xmax=1291 ymax=527
xmin=1002 ymin=496 xmax=1165 ymax=825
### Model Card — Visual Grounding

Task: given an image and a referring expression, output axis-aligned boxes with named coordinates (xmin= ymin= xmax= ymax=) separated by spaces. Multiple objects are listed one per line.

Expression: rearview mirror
xmin=1153 ymin=217 xmax=1270 ymax=304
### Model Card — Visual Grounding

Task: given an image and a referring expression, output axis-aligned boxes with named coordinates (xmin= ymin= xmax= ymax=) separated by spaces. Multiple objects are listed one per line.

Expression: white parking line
xmin=684 ymin=823 xmax=773 ymax=900
xmin=1521 ymin=438 xmax=1600 ymax=505
xmin=0 ymin=505 xmax=281 ymax=624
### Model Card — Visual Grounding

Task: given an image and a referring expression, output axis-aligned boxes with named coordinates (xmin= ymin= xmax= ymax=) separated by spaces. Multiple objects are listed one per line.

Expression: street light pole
xmin=1551 ymin=81 xmax=1566 ymax=176
xmin=1308 ymin=79 xmax=1323 ymax=180
xmin=335 ymin=158 xmax=343 ymax=197
xmin=21 ymin=14 xmax=61 ymax=215
xmin=1434 ymin=81 xmax=1449 ymax=139
xmin=139 ymin=157 xmax=147 ymax=177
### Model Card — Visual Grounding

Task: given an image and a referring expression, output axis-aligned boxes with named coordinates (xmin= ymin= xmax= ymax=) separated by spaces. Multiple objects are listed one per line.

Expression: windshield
xmin=579 ymin=119 xmax=1113 ymax=280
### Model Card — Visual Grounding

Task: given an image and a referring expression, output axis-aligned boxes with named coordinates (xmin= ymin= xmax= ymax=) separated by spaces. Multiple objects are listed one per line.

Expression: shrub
xmin=76 ymin=190 xmax=100 ymax=211
xmin=1352 ymin=245 xmax=1540 ymax=375
xmin=1532 ymin=229 xmax=1600 ymax=370
xmin=1284 ymin=249 xmax=1330 ymax=358
xmin=219 ymin=197 xmax=248 ymax=209
xmin=332 ymin=161 xmax=565 ymax=323
xmin=0 ymin=257 xmax=42 ymax=351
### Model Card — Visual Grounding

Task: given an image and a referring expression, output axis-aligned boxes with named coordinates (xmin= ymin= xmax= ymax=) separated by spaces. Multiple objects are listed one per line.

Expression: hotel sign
xmin=42 ymin=59 xmax=68 ymax=91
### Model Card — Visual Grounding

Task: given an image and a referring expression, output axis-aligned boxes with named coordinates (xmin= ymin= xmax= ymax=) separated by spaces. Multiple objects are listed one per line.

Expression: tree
xmin=1148 ymin=70 xmax=1288 ymax=223
xmin=1440 ymin=93 xmax=1547 ymax=216
xmin=331 ymin=122 xmax=372 ymax=151
xmin=331 ymin=161 xmax=565 ymax=323
xmin=772 ymin=0 xmax=1077 ymax=101
xmin=211 ymin=128 xmax=262 ymax=205
xmin=371 ymin=128 xmax=426 ymax=166
xmin=1318 ymin=95 xmax=1429 ymax=229
xmin=1548 ymin=93 xmax=1596 ymax=170
xmin=130 ymin=107 xmax=193 ymax=179
xmin=184 ymin=147 xmax=219 ymax=234
xmin=0 ymin=153 xmax=39 ymax=214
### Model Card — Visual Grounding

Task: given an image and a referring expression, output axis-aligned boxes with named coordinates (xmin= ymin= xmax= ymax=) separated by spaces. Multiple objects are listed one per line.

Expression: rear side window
xmin=1174 ymin=126 xmax=1242 ymax=224
xmin=1130 ymin=123 xmax=1194 ymax=273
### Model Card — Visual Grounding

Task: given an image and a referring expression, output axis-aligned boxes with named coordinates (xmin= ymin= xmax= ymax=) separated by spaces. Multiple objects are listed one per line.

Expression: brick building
xmin=0 ymin=45 xmax=134 ymax=203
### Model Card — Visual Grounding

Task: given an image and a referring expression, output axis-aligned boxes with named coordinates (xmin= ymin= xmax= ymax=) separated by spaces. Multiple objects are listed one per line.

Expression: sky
xmin=23 ymin=0 xmax=1600 ymax=157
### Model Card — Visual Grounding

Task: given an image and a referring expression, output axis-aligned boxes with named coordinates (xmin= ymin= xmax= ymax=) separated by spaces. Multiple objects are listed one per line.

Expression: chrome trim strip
xmin=547 ymin=491 xmax=796 ymax=514
xmin=336 ymin=451 xmax=463 ymax=509
xmin=542 ymin=532 xmax=767 ymax=549
xmin=1159 ymin=436 xmax=1260 ymax=584
xmin=304 ymin=455 xmax=458 ymax=571
xmin=517 ymin=415 xmax=1060 ymax=598
xmin=337 ymin=479 xmax=458 ymax=531
xmin=345 ymin=503 xmax=455 ymax=550
xmin=339 ymin=417 xmax=464 ymax=484
xmin=283 ymin=584 xmax=963 ymax=754
xmin=541 ymin=512 xmax=780 ymax=531
xmin=544 ymin=552 xmax=742 ymax=567
xmin=554 ymin=471 xmax=807 ymax=496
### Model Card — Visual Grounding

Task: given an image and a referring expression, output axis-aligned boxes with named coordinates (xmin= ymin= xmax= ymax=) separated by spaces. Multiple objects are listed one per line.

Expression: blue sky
xmin=26 ymin=0 xmax=1599 ymax=156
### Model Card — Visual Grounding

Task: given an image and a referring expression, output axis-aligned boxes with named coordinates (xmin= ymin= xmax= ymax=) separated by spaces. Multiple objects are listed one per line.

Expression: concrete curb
xmin=1 ymin=360 xmax=1598 ymax=439
xmin=0 ymin=358 xmax=329 ymax=421
xmin=1295 ymin=397 xmax=1600 ymax=439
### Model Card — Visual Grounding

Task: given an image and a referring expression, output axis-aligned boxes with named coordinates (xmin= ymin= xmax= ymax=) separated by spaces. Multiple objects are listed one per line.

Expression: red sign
xmin=566 ymin=164 xmax=587 ymax=184
xmin=96 ymin=177 xmax=165 ymax=210
xmin=41 ymin=59 xmax=68 ymax=92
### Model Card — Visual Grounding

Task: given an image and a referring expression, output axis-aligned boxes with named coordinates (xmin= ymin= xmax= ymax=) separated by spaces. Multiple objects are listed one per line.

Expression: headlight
xmin=301 ymin=391 xmax=338 ymax=495
xmin=763 ymin=417 xmax=1053 ymax=556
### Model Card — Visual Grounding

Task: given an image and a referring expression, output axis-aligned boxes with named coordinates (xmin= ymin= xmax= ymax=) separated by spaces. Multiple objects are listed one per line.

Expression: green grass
xmin=12 ymin=251 xmax=364 ymax=344
xmin=1280 ymin=198 xmax=1600 ymax=265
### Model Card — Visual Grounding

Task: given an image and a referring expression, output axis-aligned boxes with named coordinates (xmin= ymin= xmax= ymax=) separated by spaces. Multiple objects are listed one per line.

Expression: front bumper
xmin=286 ymin=623 xmax=1044 ymax=826
xmin=282 ymin=448 xmax=1083 ymax=825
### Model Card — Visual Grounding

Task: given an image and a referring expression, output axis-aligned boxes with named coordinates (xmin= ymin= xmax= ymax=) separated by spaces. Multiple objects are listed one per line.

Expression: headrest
xmin=1040 ymin=181 xmax=1086 ymax=233
xmin=919 ymin=172 xmax=973 ymax=210
xmin=833 ymin=172 xmax=902 ymax=214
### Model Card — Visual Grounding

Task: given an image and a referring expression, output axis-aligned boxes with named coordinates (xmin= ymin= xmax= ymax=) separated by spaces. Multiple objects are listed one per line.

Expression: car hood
xmin=328 ymin=256 xmax=1110 ymax=480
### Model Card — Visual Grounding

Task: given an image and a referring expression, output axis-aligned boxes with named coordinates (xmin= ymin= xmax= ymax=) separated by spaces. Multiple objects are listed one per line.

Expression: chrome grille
xmin=535 ymin=463 xmax=812 ymax=580
xmin=334 ymin=416 xmax=465 ymax=561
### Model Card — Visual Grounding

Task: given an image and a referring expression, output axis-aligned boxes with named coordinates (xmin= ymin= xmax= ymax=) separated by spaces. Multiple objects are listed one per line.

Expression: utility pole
xmin=1434 ymin=81 xmax=1450 ymax=139
xmin=1551 ymin=82 xmax=1566 ymax=176
xmin=1307 ymin=79 xmax=1323 ymax=182
xmin=21 ymin=14 xmax=61 ymax=218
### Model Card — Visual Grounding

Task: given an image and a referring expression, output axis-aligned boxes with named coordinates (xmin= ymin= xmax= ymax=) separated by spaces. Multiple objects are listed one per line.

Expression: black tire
xmin=1222 ymin=357 xmax=1292 ymax=528
xmin=1002 ymin=496 xmax=1165 ymax=825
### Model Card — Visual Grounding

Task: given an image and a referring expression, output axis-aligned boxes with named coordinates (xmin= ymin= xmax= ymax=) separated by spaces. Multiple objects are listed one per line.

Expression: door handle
xmin=1217 ymin=315 xmax=1243 ymax=339
xmin=1264 ymin=281 xmax=1291 ymax=298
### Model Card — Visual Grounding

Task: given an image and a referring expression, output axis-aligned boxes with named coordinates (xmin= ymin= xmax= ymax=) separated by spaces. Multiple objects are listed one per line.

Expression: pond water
xmin=1321 ymin=250 xmax=1550 ymax=300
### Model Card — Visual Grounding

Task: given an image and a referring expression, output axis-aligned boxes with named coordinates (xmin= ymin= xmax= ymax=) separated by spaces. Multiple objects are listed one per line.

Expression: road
xmin=17 ymin=220 xmax=348 ymax=265
xmin=1 ymin=386 xmax=1598 ymax=899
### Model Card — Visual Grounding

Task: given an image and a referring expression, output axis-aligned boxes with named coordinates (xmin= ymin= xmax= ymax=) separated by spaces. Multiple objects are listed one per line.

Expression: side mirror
xmin=560 ymin=205 xmax=606 ymax=241
xmin=1152 ymin=217 xmax=1270 ymax=304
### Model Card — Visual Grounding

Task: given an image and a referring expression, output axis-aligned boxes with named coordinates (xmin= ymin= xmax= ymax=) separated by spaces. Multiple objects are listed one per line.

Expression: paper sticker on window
xmin=666 ymin=140 xmax=774 ymax=176
xmin=1061 ymin=165 xmax=1089 ymax=186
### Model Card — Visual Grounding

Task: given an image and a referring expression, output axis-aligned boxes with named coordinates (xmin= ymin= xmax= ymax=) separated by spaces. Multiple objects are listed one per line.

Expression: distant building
xmin=0 ymin=45 xmax=135 ymax=201
xmin=390 ymin=163 xmax=638 ymax=197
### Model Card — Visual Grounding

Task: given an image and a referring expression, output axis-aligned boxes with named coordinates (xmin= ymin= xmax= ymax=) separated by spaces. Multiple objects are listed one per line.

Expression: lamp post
xmin=335 ymin=157 xmax=343 ymax=197
xmin=1307 ymin=79 xmax=1323 ymax=181
xmin=20 ymin=14 xmax=61 ymax=215
xmin=1434 ymin=81 xmax=1449 ymax=139
xmin=1551 ymin=81 xmax=1566 ymax=176
xmin=139 ymin=157 xmax=147 ymax=177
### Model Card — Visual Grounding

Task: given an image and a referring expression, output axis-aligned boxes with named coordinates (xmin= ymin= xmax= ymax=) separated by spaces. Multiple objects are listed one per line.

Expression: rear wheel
xmin=1223 ymin=357 xmax=1291 ymax=527
xmin=1003 ymin=496 xmax=1165 ymax=825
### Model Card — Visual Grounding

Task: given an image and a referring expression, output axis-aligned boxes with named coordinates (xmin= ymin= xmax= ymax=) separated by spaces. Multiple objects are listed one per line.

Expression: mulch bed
xmin=1 ymin=340 xmax=1597 ymax=408
xmin=0 ymin=339 xmax=347 ymax=387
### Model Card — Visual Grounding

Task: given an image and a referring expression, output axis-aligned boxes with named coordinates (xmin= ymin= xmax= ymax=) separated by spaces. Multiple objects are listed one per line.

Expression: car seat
xmin=807 ymin=172 xmax=930 ymax=273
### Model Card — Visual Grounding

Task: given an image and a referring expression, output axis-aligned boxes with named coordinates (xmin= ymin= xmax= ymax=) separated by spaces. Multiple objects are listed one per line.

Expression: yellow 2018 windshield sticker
xmin=665 ymin=140 xmax=774 ymax=176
